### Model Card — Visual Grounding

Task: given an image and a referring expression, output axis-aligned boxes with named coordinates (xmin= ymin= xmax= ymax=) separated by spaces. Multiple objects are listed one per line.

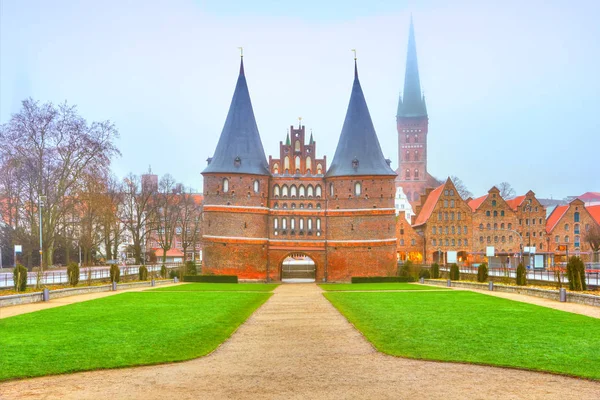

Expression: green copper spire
xmin=285 ymin=132 xmax=290 ymax=146
xmin=397 ymin=17 xmax=427 ymax=118
xmin=309 ymin=131 xmax=314 ymax=145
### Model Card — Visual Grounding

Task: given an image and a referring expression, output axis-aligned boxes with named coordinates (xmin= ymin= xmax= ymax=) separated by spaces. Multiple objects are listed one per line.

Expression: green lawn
xmin=150 ymin=283 xmax=279 ymax=292
xmin=319 ymin=283 xmax=446 ymax=291
xmin=325 ymin=291 xmax=600 ymax=380
xmin=0 ymin=291 xmax=271 ymax=381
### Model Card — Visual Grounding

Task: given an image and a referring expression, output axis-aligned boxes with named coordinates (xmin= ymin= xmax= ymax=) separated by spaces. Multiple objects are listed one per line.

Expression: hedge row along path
xmin=1 ymin=284 xmax=599 ymax=399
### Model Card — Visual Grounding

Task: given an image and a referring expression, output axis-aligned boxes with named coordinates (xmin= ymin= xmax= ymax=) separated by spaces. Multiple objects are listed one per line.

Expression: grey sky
xmin=1 ymin=0 xmax=599 ymax=199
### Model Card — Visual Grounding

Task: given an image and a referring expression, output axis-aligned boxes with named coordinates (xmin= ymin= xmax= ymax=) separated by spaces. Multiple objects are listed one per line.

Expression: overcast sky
xmin=1 ymin=0 xmax=599 ymax=199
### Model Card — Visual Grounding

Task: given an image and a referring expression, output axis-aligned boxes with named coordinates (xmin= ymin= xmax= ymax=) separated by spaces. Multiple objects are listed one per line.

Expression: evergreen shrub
xmin=13 ymin=264 xmax=27 ymax=292
xmin=516 ymin=263 xmax=527 ymax=286
xmin=110 ymin=264 xmax=121 ymax=283
xmin=431 ymin=263 xmax=440 ymax=279
xmin=449 ymin=263 xmax=460 ymax=281
xmin=351 ymin=276 xmax=416 ymax=283
xmin=67 ymin=262 xmax=80 ymax=286
xmin=566 ymin=256 xmax=587 ymax=291
xmin=185 ymin=261 xmax=197 ymax=276
xmin=183 ymin=275 xmax=238 ymax=283
xmin=139 ymin=265 xmax=148 ymax=281
xmin=477 ymin=262 xmax=489 ymax=283
xmin=160 ymin=265 xmax=167 ymax=279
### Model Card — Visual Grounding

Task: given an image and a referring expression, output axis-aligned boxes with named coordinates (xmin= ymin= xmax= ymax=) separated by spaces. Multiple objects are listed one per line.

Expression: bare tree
xmin=450 ymin=176 xmax=473 ymax=200
xmin=497 ymin=182 xmax=516 ymax=200
xmin=584 ymin=224 xmax=600 ymax=263
xmin=178 ymin=188 xmax=202 ymax=262
xmin=0 ymin=99 xmax=119 ymax=269
xmin=149 ymin=174 xmax=181 ymax=265
xmin=120 ymin=174 xmax=157 ymax=264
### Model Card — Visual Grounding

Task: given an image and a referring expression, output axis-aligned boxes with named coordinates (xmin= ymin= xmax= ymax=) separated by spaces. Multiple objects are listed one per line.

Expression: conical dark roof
xmin=397 ymin=17 xmax=427 ymax=118
xmin=326 ymin=62 xmax=396 ymax=178
xmin=202 ymin=59 xmax=270 ymax=176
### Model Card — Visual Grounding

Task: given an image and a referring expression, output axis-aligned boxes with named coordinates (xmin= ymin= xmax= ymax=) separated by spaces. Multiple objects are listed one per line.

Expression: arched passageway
xmin=281 ymin=253 xmax=316 ymax=283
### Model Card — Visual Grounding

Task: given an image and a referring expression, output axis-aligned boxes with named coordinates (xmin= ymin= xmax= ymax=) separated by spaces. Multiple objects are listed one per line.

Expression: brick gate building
xmin=201 ymin=58 xmax=397 ymax=282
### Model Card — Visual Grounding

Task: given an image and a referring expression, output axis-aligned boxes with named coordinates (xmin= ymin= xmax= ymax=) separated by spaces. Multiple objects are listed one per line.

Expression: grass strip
xmin=0 ymin=291 xmax=270 ymax=381
xmin=149 ymin=283 xmax=279 ymax=292
xmin=324 ymin=290 xmax=600 ymax=380
xmin=319 ymin=283 xmax=446 ymax=291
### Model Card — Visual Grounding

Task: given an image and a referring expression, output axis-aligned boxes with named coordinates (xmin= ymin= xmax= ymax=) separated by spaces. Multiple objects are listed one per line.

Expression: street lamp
xmin=39 ymin=195 xmax=47 ymax=271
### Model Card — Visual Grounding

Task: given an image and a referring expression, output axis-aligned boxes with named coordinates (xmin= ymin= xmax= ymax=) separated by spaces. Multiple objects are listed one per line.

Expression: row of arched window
xmin=404 ymin=169 xmax=419 ymax=179
xmin=432 ymin=238 xmax=468 ymax=247
xmin=431 ymin=226 xmax=468 ymax=235
xmin=221 ymin=178 xmax=260 ymax=194
xmin=480 ymin=235 xmax=514 ymax=244
xmin=273 ymin=184 xmax=322 ymax=198
xmin=404 ymin=150 xmax=420 ymax=162
xmin=555 ymin=235 xmax=581 ymax=247
xmin=273 ymin=203 xmax=321 ymax=209
xmin=272 ymin=158 xmax=323 ymax=175
xmin=437 ymin=211 xmax=465 ymax=221
xmin=273 ymin=217 xmax=322 ymax=236
xmin=485 ymin=210 xmax=506 ymax=217
xmin=479 ymin=222 xmax=513 ymax=231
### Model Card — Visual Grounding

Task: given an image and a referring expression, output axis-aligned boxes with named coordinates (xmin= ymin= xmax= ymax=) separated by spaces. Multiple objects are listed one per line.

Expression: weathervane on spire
xmin=351 ymin=49 xmax=357 ymax=60
xmin=238 ymin=46 xmax=243 ymax=57
xmin=298 ymin=117 xmax=302 ymax=128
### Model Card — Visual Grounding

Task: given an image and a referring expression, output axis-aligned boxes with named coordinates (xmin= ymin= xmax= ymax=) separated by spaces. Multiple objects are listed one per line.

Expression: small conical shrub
xmin=419 ymin=268 xmax=431 ymax=279
xmin=449 ymin=263 xmax=460 ymax=281
xmin=516 ymin=263 xmax=527 ymax=286
xmin=566 ymin=256 xmax=587 ymax=291
xmin=160 ymin=264 xmax=167 ymax=279
xmin=477 ymin=262 xmax=489 ymax=283
xmin=110 ymin=264 xmax=120 ymax=283
xmin=139 ymin=265 xmax=148 ymax=281
xmin=67 ymin=262 xmax=80 ymax=286
xmin=185 ymin=261 xmax=197 ymax=276
xmin=431 ymin=263 xmax=440 ymax=279
xmin=13 ymin=264 xmax=28 ymax=292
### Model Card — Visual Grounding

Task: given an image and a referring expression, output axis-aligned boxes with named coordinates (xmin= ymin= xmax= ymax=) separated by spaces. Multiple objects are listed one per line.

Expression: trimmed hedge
xmin=351 ymin=276 xmax=416 ymax=283
xmin=183 ymin=275 xmax=238 ymax=283
xmin=477 ymin=262 xmax=488 ymax=283
xmin=431 ymin=263 xmax=440 ymax=279
xmin=516 ymin=263 xmax=527 ymax=286
xmin=139 ymin=265 xmax=148 ymax=281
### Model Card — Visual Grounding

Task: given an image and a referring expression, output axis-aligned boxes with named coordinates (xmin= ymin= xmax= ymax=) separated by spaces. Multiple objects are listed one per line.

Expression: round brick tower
xmin=324 ymin=60 xmax=398 ymax=281
xmin=201 ymin=57 xmax=271 ymax=279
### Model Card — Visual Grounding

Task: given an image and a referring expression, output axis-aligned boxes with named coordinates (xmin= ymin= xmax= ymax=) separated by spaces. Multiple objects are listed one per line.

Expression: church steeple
xmin=397 ymin=17 xmax=427 ymax=118
xmin=326 ymin=60 xmax=396 ymax=177
xmin=203 ymin=57 xmax=270 ymax=176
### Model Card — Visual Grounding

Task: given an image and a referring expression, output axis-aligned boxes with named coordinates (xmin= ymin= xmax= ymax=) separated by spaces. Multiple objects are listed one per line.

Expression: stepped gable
xmin=203 ymin=58 xmax=270 ymax=176
xmin=326 ymin=61 xmax=396 ymax=178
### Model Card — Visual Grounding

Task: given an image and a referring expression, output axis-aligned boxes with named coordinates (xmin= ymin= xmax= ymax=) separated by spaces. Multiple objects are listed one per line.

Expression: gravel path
xmin=1 ymin=283 xmax=598 ymax=399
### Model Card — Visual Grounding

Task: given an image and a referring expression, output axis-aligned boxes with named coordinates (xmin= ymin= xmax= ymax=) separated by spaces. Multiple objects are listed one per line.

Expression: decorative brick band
xmin=203 ymin=235 xmax=269 ymax=245
xmin=327 ymin=238 xmax=397 ymax=247
xmin=203 ymin=205 xmax=270 ymax=215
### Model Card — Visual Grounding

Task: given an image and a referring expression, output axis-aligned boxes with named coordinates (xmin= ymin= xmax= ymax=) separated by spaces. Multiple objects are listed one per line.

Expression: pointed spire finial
xmin=351 ymin=49 xmax=358 ymax=78
xmin=298 ymin=116 xmax=302 ymax=128
xmin=286 ymin=131 xmax=290 ymax=146
xmin=238 ymin=46 xmax=243 ymax=58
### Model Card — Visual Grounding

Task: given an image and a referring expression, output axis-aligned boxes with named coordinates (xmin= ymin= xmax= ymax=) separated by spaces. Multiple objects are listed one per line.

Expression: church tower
xmin=396 ymin=18 xmax=434 ymax=206
xmin=325 ymin=60 xmax=398 ymax=280
xmin=201 ymin=56 xmax=271 ymax=278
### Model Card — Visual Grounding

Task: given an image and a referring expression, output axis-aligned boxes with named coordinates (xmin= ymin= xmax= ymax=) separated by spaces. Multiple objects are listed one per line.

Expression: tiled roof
xmin=587 ymin=205 xmax=600 ymax=225
xmin=468 ymin=195 xmax=487 ymax=211
xmin=326 ymin=62 xmax=396 ymax=178
xmin=579 ymin=192 xmax=600 ymax=202
xmin=152 ymin=248 xmax=185 ymax=257
xmin=413 ymin=184 xmax=444 ymax=226
xmin=546 ymin=205 xmax=568 ymax=234
xmin=506 ymin=195 xmax=526 ymax=211
xmin=202 ymin=58 xmax=270 ymax=176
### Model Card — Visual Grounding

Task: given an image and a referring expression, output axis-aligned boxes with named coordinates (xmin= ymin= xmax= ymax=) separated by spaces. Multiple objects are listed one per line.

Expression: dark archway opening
xmin=281 ymin=253 xmax=316 ymax=283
